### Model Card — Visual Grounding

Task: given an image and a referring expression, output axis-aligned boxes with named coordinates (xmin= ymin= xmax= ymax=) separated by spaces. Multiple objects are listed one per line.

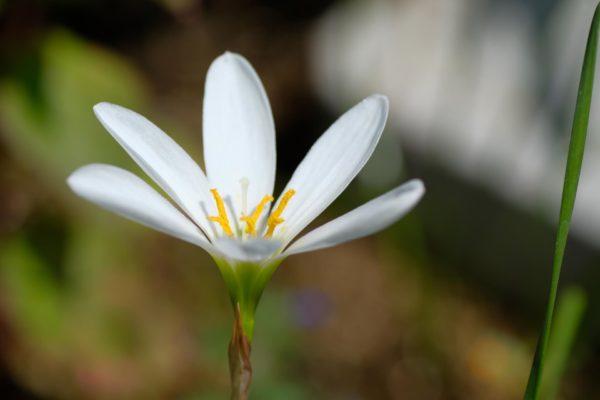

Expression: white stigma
xmin=240 ymin=177 xmax=249 ymax=216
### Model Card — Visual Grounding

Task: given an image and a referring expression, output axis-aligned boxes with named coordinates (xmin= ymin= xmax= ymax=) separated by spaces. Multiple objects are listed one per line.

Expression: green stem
xmin=229 ymin=304 xmax=252 ymax=400
xmin=212 ymin=256 xmax=284 ymax=398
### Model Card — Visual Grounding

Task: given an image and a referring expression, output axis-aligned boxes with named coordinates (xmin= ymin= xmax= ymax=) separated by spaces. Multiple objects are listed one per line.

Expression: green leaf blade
xmin=542 ymin=286 xmax=587 ymax=400
xmin=524 ymin=3 xmax=600 ymax=400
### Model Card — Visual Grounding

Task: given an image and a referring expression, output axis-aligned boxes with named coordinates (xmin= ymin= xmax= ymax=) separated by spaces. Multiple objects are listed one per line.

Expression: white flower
xmin=67 ymin=52 xmax=423 ymax=269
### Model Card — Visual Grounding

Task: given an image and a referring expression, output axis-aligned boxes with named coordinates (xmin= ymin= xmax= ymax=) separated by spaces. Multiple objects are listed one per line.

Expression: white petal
xmin=283 ymin=180 xmax=424 ymax=256
xmin=67 ymin=164 xmax=217 ymax=254
xmin=212 ymin=237 xmax=282 ymax=263
xmin=203 ymin=52 xmax=276 ymax=220
xmin=273 ymin=95 xmax=389 ymax=244
xmin=93 ymin=102 xmax=215 ymax=236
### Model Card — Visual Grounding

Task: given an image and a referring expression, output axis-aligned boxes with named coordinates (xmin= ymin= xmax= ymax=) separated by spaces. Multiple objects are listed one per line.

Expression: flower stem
xmin=229 ymin=304 xmax=252 ymax=400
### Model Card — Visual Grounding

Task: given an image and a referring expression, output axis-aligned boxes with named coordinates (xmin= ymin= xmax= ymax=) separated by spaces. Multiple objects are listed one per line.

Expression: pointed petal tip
xmin=364 ymin=94 xmax=389 ymax=112
xmin=93 ymin=102 xmax=129 ymax=123
xmin=221 ymin=50 xmax=242 ymax=59
xmin=368 ymin=93 xmax=389 ymax=104
xmin=207 ymin=53 xmax=260 ymax=89
xmin=66 ymin=171 xmax=78 ymax=192
xmin=93 ymin=101 xmax=115 ymax=114
xmin=211 ymin=51 xmax=250 ymax=71
xmin=66 ymin=164 xmax=119 ymax=196
xmin=66 ymin=172 xmax=77 ymax=190
xmin=66 ymin=164 xmax=96 ymax=190
xmin=407 ymin=178 xmax=426 ymax=196
xmin=397 ymin=179 xmax=426 ymax=206
xmin=93 ymin=101 xmax=110 ymax=109
xmin=207 ymin=53 xmax=245 ymax=86
xmin=356 ymin=94 xmax=389 ymax=126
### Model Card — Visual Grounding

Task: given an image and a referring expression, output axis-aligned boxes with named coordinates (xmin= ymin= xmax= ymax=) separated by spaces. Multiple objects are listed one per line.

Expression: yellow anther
xmin=265 ymin=189 xmax=296 ymax=238
xmin=240 ymin=195 xmax=274 ymax=236
xmin=208 ymin=188 xmax=233 ymax=237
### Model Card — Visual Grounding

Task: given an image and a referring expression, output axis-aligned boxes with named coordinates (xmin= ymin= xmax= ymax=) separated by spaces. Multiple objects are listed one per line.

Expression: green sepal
xmin=212 ymin=256 xmax=284 ymax=341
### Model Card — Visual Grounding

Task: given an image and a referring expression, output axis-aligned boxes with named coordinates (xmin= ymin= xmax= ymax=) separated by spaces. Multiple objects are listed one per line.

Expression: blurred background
xmin=0 ymin=0 xmax=599 ymax=398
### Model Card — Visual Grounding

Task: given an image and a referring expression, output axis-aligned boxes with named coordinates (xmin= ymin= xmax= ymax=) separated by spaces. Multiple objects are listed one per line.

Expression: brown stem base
xmin=228 ymin=305 xmax=252 ymax=400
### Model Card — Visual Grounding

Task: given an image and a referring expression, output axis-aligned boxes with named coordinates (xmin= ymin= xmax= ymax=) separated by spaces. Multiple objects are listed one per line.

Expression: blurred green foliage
xmin=0 ymin=30 xmax=143 ymax=188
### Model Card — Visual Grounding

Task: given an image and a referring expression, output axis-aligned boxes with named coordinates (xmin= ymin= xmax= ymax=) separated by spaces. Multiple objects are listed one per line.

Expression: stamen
xmin=208 ymin=188 xmax=233 ymax=236
xmin=240 ymin=195 xmax=274 ymax=236
xmin=265 ymin=189 xmax=296 ymax=238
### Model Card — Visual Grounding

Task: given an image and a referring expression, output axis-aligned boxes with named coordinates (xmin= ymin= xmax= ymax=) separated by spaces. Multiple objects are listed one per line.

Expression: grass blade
xmin=523 ymin=4 xmax=599 ymax=400
xmin=541 ymin=286 xmax=587 ymax=400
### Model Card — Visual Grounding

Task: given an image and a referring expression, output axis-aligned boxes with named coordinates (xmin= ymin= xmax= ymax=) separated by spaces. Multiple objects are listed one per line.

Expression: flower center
xmin=208 ymin=187 xmax=295 ymax=239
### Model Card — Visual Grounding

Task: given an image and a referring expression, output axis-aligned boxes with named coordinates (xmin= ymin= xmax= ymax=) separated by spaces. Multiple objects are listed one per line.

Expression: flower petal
xmin=67 ymin=164 xmax=217 ymax=254
xmin=212 ymin=237 xmax=282 ymax=263
xmin=203 ymin=52 xmax=276 ymax=219
xmin=272 ymin=94 xmax=389 ymax=244
xmin=283 ymin=180 xmax=424 ymax=256
xmin=93 ymin=102 xmax=215 ymax=236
